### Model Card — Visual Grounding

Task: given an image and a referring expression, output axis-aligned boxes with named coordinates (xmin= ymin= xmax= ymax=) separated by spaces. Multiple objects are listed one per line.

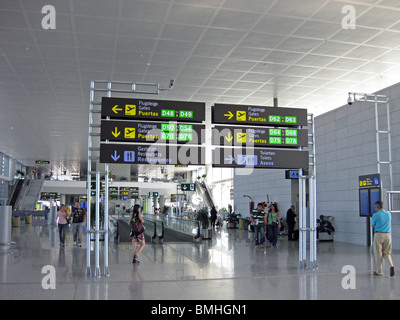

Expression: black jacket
xmin=286 ymin=208 xmax=296 ymax=225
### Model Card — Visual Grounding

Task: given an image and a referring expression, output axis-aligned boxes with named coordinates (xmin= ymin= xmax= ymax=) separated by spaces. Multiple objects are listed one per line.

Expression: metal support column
xmin=94 ymin=171 xmax=101 ymax=278
xmin=86 ymin=81 xmax=94 ymax=277
xmin=348 ymin=92 xmax=393 ymax=247
xmin=308 ymin=114 xmax=317 ymax=270
xmin=86 ymin=80 xmax=166 ymax=277
xmin=348 ymin=92 xmax=392 ymax=190
xmin=298 ymin=168 xmax=307 ymax=269
xmin=103 ymin=81 xmax=112 ymax=277
xmin=104 ymin=163 xmax=110 ymax=277
xmin=298 ymin=113 xmax=317 ymax=270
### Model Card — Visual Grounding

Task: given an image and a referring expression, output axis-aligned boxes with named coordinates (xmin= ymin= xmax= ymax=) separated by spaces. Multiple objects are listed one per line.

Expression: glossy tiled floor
xmin=0 ymin=218 xmax=399 ymax=300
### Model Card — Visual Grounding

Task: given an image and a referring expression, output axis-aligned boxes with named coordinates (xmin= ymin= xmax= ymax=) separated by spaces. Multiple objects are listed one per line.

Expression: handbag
xmin=129 ymin=213 xmax=145 ymax=236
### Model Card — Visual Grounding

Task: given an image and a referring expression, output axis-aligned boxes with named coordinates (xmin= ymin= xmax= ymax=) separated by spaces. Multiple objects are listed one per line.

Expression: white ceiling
xmin=1 ymin=0 xmax=400 ymax=175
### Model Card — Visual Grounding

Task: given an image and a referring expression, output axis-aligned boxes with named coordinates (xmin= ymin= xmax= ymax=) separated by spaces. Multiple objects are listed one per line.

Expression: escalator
xmin=195 ymin=180 xmax=216 ymax=210
xmin=20 ymin=178 xmax=44 ymax=210
xmin=11 ymin=178 xmax=44 ymax=210
xmin=8 ymin=179 xmax=24 ymax=209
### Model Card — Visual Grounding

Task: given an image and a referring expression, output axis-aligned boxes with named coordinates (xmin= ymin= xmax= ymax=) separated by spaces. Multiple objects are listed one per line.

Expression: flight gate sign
xmin=212 ymin=125 xmax=308 ymax=148
xmin=212 ymin=148 xmax=309 ymax=169
xmin=212 ymin=104 xmax=308 ymax=127
xmin=101 ymin=97 xmax=205 ymax=123
xmin=101 ymin=120 xmax=205 ymax=145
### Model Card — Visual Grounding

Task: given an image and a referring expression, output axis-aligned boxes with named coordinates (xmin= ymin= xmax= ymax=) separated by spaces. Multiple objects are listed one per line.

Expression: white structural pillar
xmin=94 ymin=171 xmax=101 ymax=277
xmin=0 ymin=206 xmax=12 ymax=246
xmin=298 ymin=168 xmax=307 ymax=269
xmin=104 ymin=164 xmax=110 ymax=277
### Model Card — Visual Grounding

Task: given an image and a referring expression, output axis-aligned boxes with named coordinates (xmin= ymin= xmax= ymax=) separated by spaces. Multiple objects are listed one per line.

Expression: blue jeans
xmin=58 ymin=223 xmax=67 ymax=244
xmin=72 ymin=222 xmax=83 ymax=245
xmin=254 ymin=225 xmax=265 ymax=246
xmin=267 ymin=224 xmax=278 ymax=247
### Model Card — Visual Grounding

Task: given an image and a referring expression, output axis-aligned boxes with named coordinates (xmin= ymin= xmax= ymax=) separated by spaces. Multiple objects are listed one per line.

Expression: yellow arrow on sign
xmin=112 ymin=127 xmax=121 ymax=138
xmin=112 ymin=105 xmax=123 ymax=114
xmin=224 ymin=111 xmax=234 ymax=119
xmin=225 ymin=132 xmax=233 ymax=142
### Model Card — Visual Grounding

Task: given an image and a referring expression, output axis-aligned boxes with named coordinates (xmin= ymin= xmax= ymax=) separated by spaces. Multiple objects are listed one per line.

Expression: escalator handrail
xmin=194 ymin=221 xmax=200 ymax=239
xmin=159 ymin=221 xmax=164 ymax=240
xmin=151 ymin=221 xmax=157 ymax=240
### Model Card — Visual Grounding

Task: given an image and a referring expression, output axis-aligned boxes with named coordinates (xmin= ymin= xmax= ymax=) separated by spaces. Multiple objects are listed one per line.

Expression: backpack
xmin=129 ymin=213 xmax=145 ymax=236
xmin=72 ymin=209 xmax=85 ymax=223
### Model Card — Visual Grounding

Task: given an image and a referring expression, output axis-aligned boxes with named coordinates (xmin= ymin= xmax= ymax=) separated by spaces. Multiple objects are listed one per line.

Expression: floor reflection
xmin=1 ymin=219 xmax=399 ymax=300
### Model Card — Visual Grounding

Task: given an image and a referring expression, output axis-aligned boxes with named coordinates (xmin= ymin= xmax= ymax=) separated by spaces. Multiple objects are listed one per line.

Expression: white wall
xmin=315 ymin=83 xmax=400 ymax=248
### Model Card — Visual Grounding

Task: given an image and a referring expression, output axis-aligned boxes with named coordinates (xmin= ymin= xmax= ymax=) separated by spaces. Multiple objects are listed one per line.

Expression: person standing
xmin=71 ymin=201 xmax=86 ymax=247
xmin=266 ymin=203 xmax=281 ymax=248
xmin=210 ymin=206 xmax=217 ymax=230
xmin=129 ymin=204 xmax=146 ymax=263
xmin=371 ymin=201 xmax=395 ymax=277
xmin=250 ymin=203 xmax=266 ymax=248
xmin=286 ymin=205 xmax=297 ymax=241
xmin=55 ymin=204 xmax=69 ymax=246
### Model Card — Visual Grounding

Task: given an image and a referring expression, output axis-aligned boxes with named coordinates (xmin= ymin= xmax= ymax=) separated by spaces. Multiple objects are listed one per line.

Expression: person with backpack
xmin=71 ymin=201 xmax=86 ymax=247
xmin=128 ymin=204 xmax=146 ymax=263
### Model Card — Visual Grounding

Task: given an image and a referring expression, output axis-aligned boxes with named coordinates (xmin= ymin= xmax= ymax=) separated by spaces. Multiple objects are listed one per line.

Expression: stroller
xmin=317 ymin=215 xmax=335 ymax=241
xmin=317 ymin=215 xmax=335 ymax=234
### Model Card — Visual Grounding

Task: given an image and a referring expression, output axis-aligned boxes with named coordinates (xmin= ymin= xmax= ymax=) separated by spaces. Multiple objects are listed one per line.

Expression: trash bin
xmin=12 ymin=216 xmax=20 ymax=227
xmin=239 ymin=218 xmax=250 ymax=230
xmin=25 ymin=214 xmax=32 ymax=224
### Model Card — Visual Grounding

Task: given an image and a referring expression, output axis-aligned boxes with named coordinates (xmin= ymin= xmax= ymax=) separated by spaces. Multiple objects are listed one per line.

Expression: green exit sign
xmin=149 ymin=192 xmax=159 ymax=197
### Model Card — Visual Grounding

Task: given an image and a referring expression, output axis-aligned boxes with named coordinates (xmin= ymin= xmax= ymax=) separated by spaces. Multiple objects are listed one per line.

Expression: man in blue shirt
xmin=371 ymin=201 xmax=395 ymax=276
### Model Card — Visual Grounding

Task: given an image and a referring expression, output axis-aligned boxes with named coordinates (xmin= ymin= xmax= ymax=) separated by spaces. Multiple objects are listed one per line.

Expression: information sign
xmin=212 ymin=104 xmax=307 ymax=127
xmin=102 ymin=97 xmax=205 ymax=123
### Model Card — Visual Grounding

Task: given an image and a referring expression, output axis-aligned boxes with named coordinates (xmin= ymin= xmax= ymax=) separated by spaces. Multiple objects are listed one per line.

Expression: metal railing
xmin=111 ymin=213 xmax=200 ymax=242
xmin=113 ymin=214 xmax=159 ymax=242
xmin=145 ymin=214 xmax=200 ymax=239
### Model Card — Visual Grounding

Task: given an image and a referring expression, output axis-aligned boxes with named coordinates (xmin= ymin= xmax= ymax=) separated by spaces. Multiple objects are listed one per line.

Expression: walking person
xmin=371 ymin=201 xmax=395 ymax=277
xmin=266 ymin=203 xmax=281 ymax=248
xmin=71 ymin=201 xmax=86 ymax=247
xmin=250 ymin=203 xmax=266 ymax=248
xmin=129 ymin=204 xmax=146 ymax=263
xmin=55 ymin=204 xmax=69 ymax=246
xmin=286 ymin=205 xmax=297 ymax=241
